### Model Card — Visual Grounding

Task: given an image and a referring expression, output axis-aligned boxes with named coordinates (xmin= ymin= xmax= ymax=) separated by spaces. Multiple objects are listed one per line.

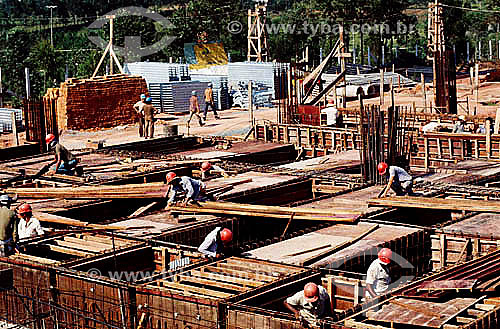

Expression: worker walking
xmin=203 ymin=83 xmax=220 ymax=121
xmin=17 ymin=204 xmax=43 ymax=240
xmin=188 ymin=91 xmax=205 ymax=127
xmin=284 ymin=282 xmax=331 ymax=328
xmin=0 ymin=195 xmax=18 ymax=256
xmin=198 ymin=227 xmax=233 ymax=258
xmin=378 ymin=162 xmax=413 ymax=197
xmin=46 ymin=134 xmax=80 ymax=176
xmin=133 ymin=94 xmax=146 ymax=137
xmin=365 ymin=248 xmax=392 ymax=299
xmin=165 ymin=172 xmax=208 ymax=206
xmin=200 ymin=162 xmax=229 ymax=180
xmin=143 ymin=97 xmax=158 ymax=139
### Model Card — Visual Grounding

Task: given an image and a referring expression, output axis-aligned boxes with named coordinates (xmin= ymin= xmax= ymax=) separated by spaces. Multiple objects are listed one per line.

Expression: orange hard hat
xmin=201 ymin=162 xmax=212 ymax=172
xmin=46 ymin=133 xmax=56 ymax=144
xmin=18 ymin=203 xmax=32 ymax=214
xmin=166 ymin=172 xmax=177 ymax=184
xmin=304 ymin=282 xmax=319 ymax=303
xmin=220 ymin=228 xmax=233 ymax=243
xmin=378 ymin=162 xmax=388 ymax=175
xmin=378 ymin=248 xmax=392 ymax=265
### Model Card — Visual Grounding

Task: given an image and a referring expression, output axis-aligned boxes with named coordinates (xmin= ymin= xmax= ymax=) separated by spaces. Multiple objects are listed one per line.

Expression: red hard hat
xmin=46 ymin=133 xmax=55 ymax=144
xmin=304 ymin=282 xmax=319 ymax=303
xmin=18 ymin=203 xmax=32 ymax=214
xmin=220 ymin=228 xmax=233 ymax=243
xmin=166 ymin=172 xmax=177 ymax=184
xmin=378 ymin=248 xmax=392 ymax=265
xmin=378 ymin=162 xmax=388 ymax=175
xmin=201 ymin=162 xmax=212 ymax=172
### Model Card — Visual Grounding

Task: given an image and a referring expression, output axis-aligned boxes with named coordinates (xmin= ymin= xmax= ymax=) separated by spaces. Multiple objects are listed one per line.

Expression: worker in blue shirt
xmin=165 ymin=172 xmax=206 ymax=206
xmin=198 ymin=227 xmax=233 ymax=258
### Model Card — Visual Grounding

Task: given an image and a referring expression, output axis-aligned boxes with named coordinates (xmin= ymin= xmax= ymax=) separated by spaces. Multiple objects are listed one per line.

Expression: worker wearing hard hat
xmin=165 ymin=172 xmax=207 ymax=206
xmin=46 ymin=134 xmax=80 ymax=176
xmin=378 ymin=162 xmax=413 ymax=198
xmin=452 ymin=115 xmax=466 ymax=133
xmin=143 ymin=97 xmax=158 ymax=139
xmin=198 ymin=227 xmax=232 ymax=258
xmin=188 ymin=90 xmax=205 ymax=127
xmin=0 ymin=194 xmax=18 ymax=256
xmin=17 ymin=203 xmax=43 ymax=240
xmin=203 ymin=83 xmax=220 ymax=121
xmin=200 ymin=162 xmax=229 ymax=180
xmin=284 ymin=282 xmax=331 ymax=327
xmin=133 ymin=94 xmax=146 ymax=137
xmin=365 ymin=248 xmax=392 ymax=299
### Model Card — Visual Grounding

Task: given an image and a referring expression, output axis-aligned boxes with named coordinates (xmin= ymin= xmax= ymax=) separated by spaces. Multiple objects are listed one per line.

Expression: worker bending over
xmin=198 ymin=227 xmax=233 ymax=258
xmin=46 ymin=134 xmax=79 ymax=176
xmin=133 ymin=94 xmax=146 ymax=137
xmin=0 ymin=195 xmax=18 ymax=256
xmin=17 ymin=204 xmax=43 ymax=240
xmin=165 ymin=172 xmax=208 ymax=206
xmin=203 ymin=83 xmax=220 ymax=121
xmin=378 ymin=162 xmax=413 ymax=197
xmin=188 ymin=90 xmax=205 ymax=127
xmin=143 ymin=97 xmax=158 ymax=139
xmin=365 ymin=248 xmax=392 ymax=299
xmin=200 ymin=162 xmax=228 ymax=180
xmin=284 ymin=282 xmax=331 ymax=328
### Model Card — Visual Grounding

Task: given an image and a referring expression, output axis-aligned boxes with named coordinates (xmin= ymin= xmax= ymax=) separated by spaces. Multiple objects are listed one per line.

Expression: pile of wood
xmin=44 ymin=74 xmax=147 ymax=130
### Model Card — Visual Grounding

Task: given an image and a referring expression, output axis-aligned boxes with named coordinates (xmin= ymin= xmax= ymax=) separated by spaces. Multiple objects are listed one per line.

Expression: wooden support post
xmin=440 ymin=234 xmax=447 ymax=269
xmin=424 ymin=136 xmax=429 ymax=172
xmin=248 ymin=81 xmax=254 ymax=125
xmin=421 ymin=73 xmax=426 ymax=112
xmin=475 ymin=63 xmax=479 ymax=113
xmin=486 ymin=119 xmax=491 ymax=159
xmin=380 ymin=69 xmax=384 ymax=106
xmin=11 ymin=111 xmax=18 ymax=146
xmin=494 ymin=108 xmax=500 ymax=134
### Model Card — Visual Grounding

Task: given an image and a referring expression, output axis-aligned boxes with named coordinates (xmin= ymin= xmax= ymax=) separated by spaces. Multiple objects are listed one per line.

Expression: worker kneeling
xmin=198 ymin=227 xmax=232 ymax=258
xmin=46 ymin=134 xmax=80 ymax=176
xmin=165 ymin=172 xmax=209 ymax=206
xmin=365 ymin=248 xmax=392 ymax=299
xmin=17 ymin=204 xmax=43 ymax=240
xmin=284 ymin=282 xmax=331 ymax=328
xmin=200 ymin=162 xmax=228 ymax=180
xmin=378 ymin=162 xmax=413 ymax=197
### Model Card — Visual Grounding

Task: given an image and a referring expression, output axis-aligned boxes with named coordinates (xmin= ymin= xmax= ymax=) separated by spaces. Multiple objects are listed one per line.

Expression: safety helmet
xmin=46 ymin=133 xmax=56 ymax=144
xmin=220 ymin=228 xmax=233 ymax=243
xmin=201 ymin=162 xmax=212 ymax=172
xmin=378 ymin=162 xmax=388 ymax=175
xmin=18 ymin=203 xmax=32 ymax=215
xmin=145 ymin=97 xmax=152 ymax=103
xmin=166 ymin=172 xmax=177 ymax=184
xmin=140 ymin=94 xmax=146 ymax=99
xmin=303 ymin=282 xmax=319 ymax=303
xmin=208 ymin=83 xmax=213 ymax=88
xmin=0 ymin=194 xmax=13 ymax=206
xmin=378 ymin=248 xmax=392 ymax=265
xmin=192 ymin=90 xmax=197 ymax=95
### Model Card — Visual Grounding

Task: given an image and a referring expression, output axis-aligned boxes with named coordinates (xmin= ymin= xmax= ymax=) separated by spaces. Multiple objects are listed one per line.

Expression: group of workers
xmin=421 ymin=115 xmax=494 ymax=134
xmin=0 ymin=196 xmax=43 ymax=257
xmin=133 ymin=83 xmax=219 ymax=135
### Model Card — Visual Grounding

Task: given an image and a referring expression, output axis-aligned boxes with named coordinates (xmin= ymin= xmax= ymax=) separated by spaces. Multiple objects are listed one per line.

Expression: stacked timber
xmin=44 ymin=74 xmax=147 ymax=130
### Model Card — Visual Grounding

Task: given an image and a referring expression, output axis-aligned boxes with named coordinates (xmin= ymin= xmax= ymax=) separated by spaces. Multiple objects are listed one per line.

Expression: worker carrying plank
xmin=200 ymin=161 xmax=228 ymax=180
xmin=165 ymin=172 xmax=209 ymax=207
xmin=133 ymin=94 xmax=146 ymax=137
xmin=198 ymin=227 xmax=232 ymax=258
xmin=365 ymin=248 xmax=392 ymax=299
xmin=188 ymin=90 xmax=205 ymax=127
xmin=0 ymin=194 xmax=19 ymax=256
xmin=203 ymin=83 xmax=220 ymax=121
xmin=284 ymin=282 xmax=332 ymax=328
xmin=378 ymin=162 xmax=414 ymax=197
xmin=16 ymin=203 xmax=43 ymax=240
xmin=46 ymin=134 xmax=81 ymax=176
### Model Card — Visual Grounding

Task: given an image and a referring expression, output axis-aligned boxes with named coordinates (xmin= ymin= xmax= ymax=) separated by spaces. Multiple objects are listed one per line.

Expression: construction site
xmin=2 ymin=1 xmax=500 ymax=329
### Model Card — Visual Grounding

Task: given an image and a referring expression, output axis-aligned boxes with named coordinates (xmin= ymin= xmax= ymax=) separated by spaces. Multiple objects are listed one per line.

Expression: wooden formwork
xmin=431 ymin=233 xmax=500 ymax=271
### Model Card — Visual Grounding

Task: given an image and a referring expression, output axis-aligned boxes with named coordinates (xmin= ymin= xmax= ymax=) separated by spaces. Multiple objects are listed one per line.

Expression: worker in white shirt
xmin=365 ymin=248 xmax=392 ymax=299
xmin=200 ymin=162 xmax=229 ymax=180
xmin=198 ymin=227 xmax=233 ymax=258
xmin=17 ymin=203 xmax=44 ymax=240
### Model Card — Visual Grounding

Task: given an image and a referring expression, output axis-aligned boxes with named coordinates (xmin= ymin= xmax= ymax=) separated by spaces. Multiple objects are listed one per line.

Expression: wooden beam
xmin=368 ymin=196 xmax=500 ymax=213
xmin=178 ymin=275 xmax=247 ymax=292
xmin=46 ymin=244 xmax=96 ymax=257
xmin=157 ymin=280 xmax=232 ymax=299
xmin=189 ymin=270 xmax=261 ymax=288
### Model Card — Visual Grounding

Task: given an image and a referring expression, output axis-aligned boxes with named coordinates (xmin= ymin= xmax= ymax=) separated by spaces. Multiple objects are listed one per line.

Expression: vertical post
xmin=489 ymin=39 xmax=493 ymax=60
xmin=486 ymin=118 xmax=491 ymax=159
xmin=478 ymin=41 xmax=481 ymax=60
xmin=0 ymin=67 xmax=3 ymax=107
xmin=25 ymin=68 xmax=31 ymax=99
xmin=379 ymin=69 xmax=384 ymax=106
xmin=11 ymin=111 xmax=18 ymax=146
xmin=109 ymin=16 xmax=114 ymax=75
xmin=340 ymin=25 xmax=347 ymax=108
xmin=475 ymin=63 xmax=479 ymax=113
xmin=248 ymin=80 xmax=254 ymax=126
xmin=382 ymin=45 xmax=385 ymax=65
xmin=498 ymin=40 xmax=500 ymax=60
xmin=466 ymin=42 xmax=470 ymax=63
xmin=421 ymin=73 xmax=426 ymax=112
xmin=367 ymin=46 xmax=371 ymax=66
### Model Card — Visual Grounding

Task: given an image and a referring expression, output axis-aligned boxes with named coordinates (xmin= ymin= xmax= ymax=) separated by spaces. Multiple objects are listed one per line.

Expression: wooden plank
xmin=189 ymin=270 xmax=262 ymax=288
xmin=157 ymin=280 xmax=232 ymax=299
xmin=202 ymin=265 xmax=273 ymax=282
xmin=177 ymin=275 xmax=246 ymax=292
xmin=63 ymin=236 xmax=114 ymax=250
xmin=53 ymin=239 xmax=106 ymax=253
xmin=46 ymin=244 xmax=96 ymax=257
xmin=368 ymin=196 xmax=500 ymax=213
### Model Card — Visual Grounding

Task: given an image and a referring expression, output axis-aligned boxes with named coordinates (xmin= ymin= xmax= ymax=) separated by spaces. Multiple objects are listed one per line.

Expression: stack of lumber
xmin=169 ymin=201 xmax=361 ymax=222
xmin=368 ymin=196 xmax=500 ymax=213
xmin=44 ymin=74 xmax=147 ymax=130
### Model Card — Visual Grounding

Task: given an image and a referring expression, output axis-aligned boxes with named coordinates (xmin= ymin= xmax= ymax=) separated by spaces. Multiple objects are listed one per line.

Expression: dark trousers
xmin=145 ymin=119 xmax=154 ymax=138
xmin=55 ymin=159 xmax=78 ymax=175
xmin=391 ymin=180 xmax=413 ymax=196
xmin=138 ymin=117 xmax=145 ymax=137
xmin=204 ymin=102 xmax=218 ymax=119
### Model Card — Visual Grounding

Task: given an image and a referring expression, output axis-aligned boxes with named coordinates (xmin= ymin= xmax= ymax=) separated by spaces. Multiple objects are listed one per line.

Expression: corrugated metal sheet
xmin=0 ymin=108 xmax=23 ymax=133
xmin=124 ymin=62 xmax=190 ymax=84
xmin=149 ymin=81 xmax=209 ymax=113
